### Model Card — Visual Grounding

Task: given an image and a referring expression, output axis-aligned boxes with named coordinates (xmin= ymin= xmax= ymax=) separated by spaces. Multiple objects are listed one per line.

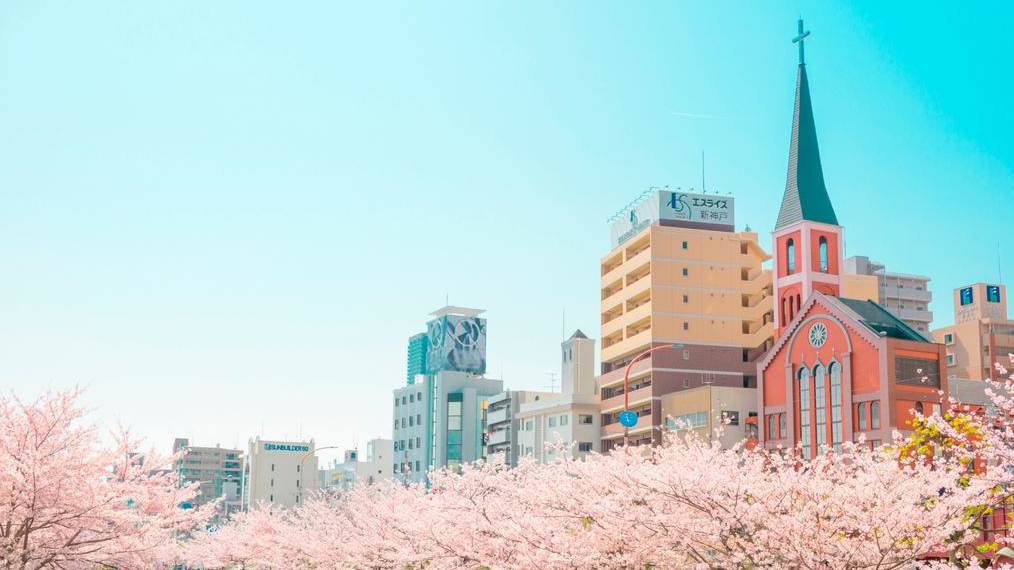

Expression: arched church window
xmin=814 ymin=365 xmax=827 ymax=450
xmin=857 ymin=402 xmax=867 ymax=431
xmin=914 ymin=401 xmax=924 ymax=415
xmin=787 ymin=239 xmax=796 ymax=274
xmin=819 ymin=237 xmax=829 ymax=272
xmin=798 ymin=367 xmax=811 ymax=458
xmin=829 ymin=362 xmax=842 ymax=451
xmin=871 ymin=401 xmax=881 ymax=429
xmin=781 ymin=298 xmax=787 ymax=325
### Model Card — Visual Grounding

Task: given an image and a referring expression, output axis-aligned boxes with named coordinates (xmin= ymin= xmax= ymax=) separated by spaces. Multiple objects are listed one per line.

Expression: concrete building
xmin=933 ymin=283 xmax=1014 ymax=382
xmin=599 ymin=189 xmax=774 ymax=450
xmin=483 ymin=389 xmax=552 ymax=466
xmin=843 ymin=255 xmax=933 ymax=335
xmin=172 ymin=438 xmax=243 ymax=518
xmin=242 ymin=438 xmax=318 ymax=510
xmin=319 ymin=438 xmax=393 ymax=492
xmin=517 ymin=330 xmax=602 ymax=462
xmin=659 ymin=385 xmax=758 ymax=449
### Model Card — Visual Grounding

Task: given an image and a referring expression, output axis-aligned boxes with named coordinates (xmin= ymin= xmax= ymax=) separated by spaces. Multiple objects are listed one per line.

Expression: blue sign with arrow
xmin=618 ymin=410 xmax=638 ymax=428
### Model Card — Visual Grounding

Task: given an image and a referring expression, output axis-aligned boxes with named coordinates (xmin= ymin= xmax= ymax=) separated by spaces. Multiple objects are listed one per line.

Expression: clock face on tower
xmin=808 ymin=322 xmax=828 ymax=348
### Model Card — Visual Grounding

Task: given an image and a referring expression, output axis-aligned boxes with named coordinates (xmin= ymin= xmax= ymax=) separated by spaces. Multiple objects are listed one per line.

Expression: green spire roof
xmin=775 ymin=63 xmax=838 ymax=230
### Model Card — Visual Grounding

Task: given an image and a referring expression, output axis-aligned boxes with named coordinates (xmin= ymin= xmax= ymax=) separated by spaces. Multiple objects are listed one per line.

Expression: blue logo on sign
xmin=618 ymin=410 xmax=638 ymax=428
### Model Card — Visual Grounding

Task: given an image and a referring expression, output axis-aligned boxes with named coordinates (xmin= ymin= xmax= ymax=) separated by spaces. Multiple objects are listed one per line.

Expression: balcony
xmin=602 ymin=413 xmax=653 ymax=437
xmin=602 ymin=327 xmax=653 ymax=363
xmin=880 ymin=285 xmax=932 ymax=303
xmin=601 ymin=355 xmax=652 ymax=388
xmin=894 ymin=308 xmax=933 ymax=323
xmin=486 ymin=408 xmax=510 ymax=426
xmin=601 ymin=385 xmax=653 ymax=413
xmin=487 ymin=429 xmax=509 ymax=446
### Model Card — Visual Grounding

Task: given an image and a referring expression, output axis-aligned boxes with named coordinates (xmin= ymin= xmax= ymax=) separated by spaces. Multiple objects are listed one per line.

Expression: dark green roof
xmin=834 ymin=297 xmax=929 ymax=342
xmin=775 ymin=64 xmax=838 ymax=230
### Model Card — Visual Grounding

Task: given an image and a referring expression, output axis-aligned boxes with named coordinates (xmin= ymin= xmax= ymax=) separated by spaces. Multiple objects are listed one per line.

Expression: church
xmin=756 ymin=22 xmax=948 ymax=456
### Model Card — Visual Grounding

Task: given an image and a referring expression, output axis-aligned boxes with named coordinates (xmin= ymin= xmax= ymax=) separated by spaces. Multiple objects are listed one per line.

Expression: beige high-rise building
xmin=932 ymin=283 xmax=1014 ymax=382
xmin=599 ymin=189 xmax=773 ymax=450
xmin=243 ymin=438 xmax=318 ymax=510
xmin=172 ymin=438 xmax=243 ymax=518
xmin=843 ymin=255 xmax=933 ymax=335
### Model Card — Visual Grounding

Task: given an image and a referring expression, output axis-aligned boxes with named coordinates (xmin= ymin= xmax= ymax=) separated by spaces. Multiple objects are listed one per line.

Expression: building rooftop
xmin=429 ymin=305 xmax=485 ymax=318
xmin=833 ymin=297 xmax=929 ymax=342
xmin=569 ymin=329 xmax=588 ymax=340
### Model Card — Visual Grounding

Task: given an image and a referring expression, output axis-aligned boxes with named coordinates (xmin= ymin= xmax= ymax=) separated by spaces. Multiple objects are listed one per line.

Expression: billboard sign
xmin=610 ymin=190 xmax=735 ymax=248
xmin=426 ymin=315 xmax=487 ymax=375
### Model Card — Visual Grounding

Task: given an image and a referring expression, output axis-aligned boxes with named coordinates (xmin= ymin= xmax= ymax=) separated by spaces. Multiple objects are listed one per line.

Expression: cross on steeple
xmin=792 ymin=18 xmax=811 ymax=65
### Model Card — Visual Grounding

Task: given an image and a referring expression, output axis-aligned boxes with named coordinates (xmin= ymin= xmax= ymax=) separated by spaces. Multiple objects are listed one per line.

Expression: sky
xmin=1 ymin=2 xmax=1011 ymax=464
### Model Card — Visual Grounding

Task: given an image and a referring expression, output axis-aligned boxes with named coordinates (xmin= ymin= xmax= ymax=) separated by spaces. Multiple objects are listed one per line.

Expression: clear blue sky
xmin=2 ymin=2 xmax=1010 ymax=463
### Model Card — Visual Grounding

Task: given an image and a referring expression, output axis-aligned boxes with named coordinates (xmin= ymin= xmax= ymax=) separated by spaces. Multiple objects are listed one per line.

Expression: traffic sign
xmin=618 ymin=410 xmax=638 ymax=428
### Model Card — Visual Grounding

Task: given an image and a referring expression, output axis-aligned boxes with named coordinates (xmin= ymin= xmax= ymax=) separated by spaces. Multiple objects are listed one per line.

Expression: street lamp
xmin=619 ymin=343 xmax=684 ymax=447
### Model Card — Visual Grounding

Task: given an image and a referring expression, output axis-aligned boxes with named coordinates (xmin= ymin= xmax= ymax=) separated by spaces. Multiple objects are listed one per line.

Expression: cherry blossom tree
xmin=0 ymin=388 xmax=212 ymax=569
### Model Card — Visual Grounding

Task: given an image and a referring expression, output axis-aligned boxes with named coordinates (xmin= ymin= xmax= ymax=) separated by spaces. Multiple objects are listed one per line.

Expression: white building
xmin=517 ymin=330 xmax=601 ymax=462
xmin=319 ymin=438 xmax=393 ymax=491
xmin=243 ymin=438 xmax=318 ymax=510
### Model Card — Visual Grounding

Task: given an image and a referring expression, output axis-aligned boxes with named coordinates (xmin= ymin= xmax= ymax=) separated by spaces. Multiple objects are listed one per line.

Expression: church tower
xmin=773 ymin=19 xmax=844 ymax=338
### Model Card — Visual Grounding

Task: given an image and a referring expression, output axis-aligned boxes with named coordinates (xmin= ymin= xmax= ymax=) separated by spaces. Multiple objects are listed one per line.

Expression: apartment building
xmin=599 ymin=189 xmax=773 ymax=450
xmin=484 ymin=389 xmax=552 ymax=466
xmin=933 ymin=283 xmax=1014 ymax=382
xmin=843 ymin=255 xmax=933 ymax=335
xmin=517 ymin=330 xmax=601 ymax=462
xmin=172 ymin=438 xmax=243 ymax=518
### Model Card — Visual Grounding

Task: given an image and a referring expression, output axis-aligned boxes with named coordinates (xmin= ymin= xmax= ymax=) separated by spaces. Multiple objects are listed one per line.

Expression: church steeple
xmin=775 ymin=19 xmax=838 ymax=231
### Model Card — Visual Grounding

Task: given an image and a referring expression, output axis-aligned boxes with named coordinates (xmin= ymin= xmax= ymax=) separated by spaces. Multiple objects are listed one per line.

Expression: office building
xmin=484 ymin=389 xmax=552 ymax=466
xmin=758 ymin=32 xmax=948 ymax=455
xmin=406 ymin=332 xmax=429 ymax=385
xmin=172 ymin=438 xmax=243 ymax=518
xmin=843 ymin=255 xmax=933 ymax=334
xmin=599 ymin=190 xmax=774 ymax=450
xmin=517 ymin=330 xmax=602 ymax=462
xmin=659 ymin=385 xmax=757 ymax=449
xmin=933 ymin=284 xmax=1013 ymax=382
xmin=242 ymin=438 xmax=318 ymax=510
xmin=393 ymin=305 xmax=500 ymax=483
xmin=319 ymin=439 xmax=393 ymax=492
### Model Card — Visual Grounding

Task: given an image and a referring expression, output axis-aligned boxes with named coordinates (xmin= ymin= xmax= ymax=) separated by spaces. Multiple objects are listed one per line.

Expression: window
xmin=814 ymin=365 xmax=827 ymax=451
xmin=525 ymin=419 xmax=534 ymax=431
xmin=408 ymin=439 xmax=413 ymax=449
xmin=722 ymin=411 xmax=740 ymax=426
xmin=578 ymin=414 xmax=593 ymax=425
xmin=270 ymin=494 xmax=273 ymax=502
xmin=270 ymin=478 xmax=274 ymax=487
xmin=416 ymin=437 xmax=420 ymax=447
xmin=446 ymin=394 xmax=463 ymax=462
xmin=409 ymin=394 xmax=414 ymax=403
xmin=779 ymin=413 xmax=786 ymax=438
xmin=548 ymin=416 xmax=557 ymax=428
xmin=409 ymin=416 xmax=413 ymax=427
xmin=296 ymin=479 xmax=300 ymax=488
xmin=683 ymin=377 xmax=690 ymax=388
xmin=829 ymin=363 xmax=842 ymax=452
xmin=402 ymin=396 xmax=407 ymax=405
xmin=947 ymin=353 xmax=955 ymax=366
xmin=683 ymin=321 xmax=689 ymax=331
xmin=417 ymin=414 xmax=421 ymax=424
xmin=987 ymin=285 xmax=1001 ymax=303
xmin=682 ymin=268 xmax=689 ymax=277
xmin=857 ymin=402 xmax=867 ymax=431
xmin=871 ymin=401 xmax=881 ymax=429
xmin=768 ymin=414 xmax=776 ymax=438
xmin=944 ymin=333 xmax=954 ymax=345
xmin=683 ymin=350 xmax=690 ymax=360
xmin=578 ymin=442 xmax=593 ymax=452
xmin=415 ymin=460 xmax=420 ymax=472
xmin=667 ymin=412 xmax=708 ymax=430
xmin=682 ymin=240 xmax=688 ymax=250
xmin=818 ymin=237 xmax=828 ymax=272
xmin=271 ymin=463 xmax=275 ymax=472
xmin=561 ymin=415 xmax=569 ymax=426
xmin=394 ymin=418 xmax=398 ymax=429
xmin=395 ymin=398 xmax=399 ymax=407
xmin=682 ymin=294 xmax=689 ymax=304
xmin=799 ymin=367 xmax=811 ymax=458
xmin=417 ymin=391 xmax=422 ymax=400
xmin=786 ymin=239 xmax=796 ymax=274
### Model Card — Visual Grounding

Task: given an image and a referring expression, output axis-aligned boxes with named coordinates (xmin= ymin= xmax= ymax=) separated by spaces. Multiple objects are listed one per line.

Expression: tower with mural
xmin=772 ymin=19 xmax=844 ymax=339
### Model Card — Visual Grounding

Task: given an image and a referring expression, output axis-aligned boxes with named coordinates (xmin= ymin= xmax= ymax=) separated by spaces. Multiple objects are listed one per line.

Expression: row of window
xmin=394 ymin=437 xmax=422 ymax=452
xmin=766 ymin=400 xmax=884 ymax=440
xmin=394 ymin=414 xmax=423 ymax=429
xmin=521 ymin=442 xmax=595 ymax=455
xmin=395 ymin=391 xmax=424 ymax=406
xmin=396 ymin=460 xmax=421 ymax=474
xmin=523 ymin=414 xmax=594 ymax=431
xmin=785 ymin=236 xmax=830 ymax=274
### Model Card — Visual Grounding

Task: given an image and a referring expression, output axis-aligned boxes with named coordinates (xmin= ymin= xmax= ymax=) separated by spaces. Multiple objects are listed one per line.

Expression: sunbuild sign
xmin=263 ymin=442 xmax=310 ymax=453
xmin=610 ymin=190 xmax=735 ymax=248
